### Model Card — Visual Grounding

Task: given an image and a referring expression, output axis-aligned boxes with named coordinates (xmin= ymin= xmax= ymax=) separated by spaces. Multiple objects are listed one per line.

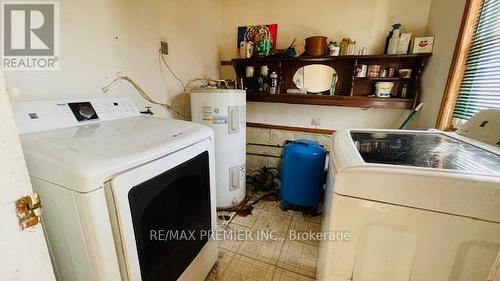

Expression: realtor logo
xmin=1 ymin=1 xmax=59 ymax=70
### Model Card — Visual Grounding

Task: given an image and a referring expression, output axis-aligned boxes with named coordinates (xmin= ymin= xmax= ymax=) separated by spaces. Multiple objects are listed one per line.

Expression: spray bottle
xmin=385 ymin=23 xmax=402 ymax=55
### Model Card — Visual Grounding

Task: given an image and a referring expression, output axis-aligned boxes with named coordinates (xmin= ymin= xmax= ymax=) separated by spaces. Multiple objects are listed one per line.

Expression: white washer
xmin=319 ymin=111 xmax=500 ymax=281
xmin=14 ymin=97 xmax=217 ymax=281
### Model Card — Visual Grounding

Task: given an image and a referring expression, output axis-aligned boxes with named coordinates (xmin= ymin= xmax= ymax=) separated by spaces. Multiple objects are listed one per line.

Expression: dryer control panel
xmin=14 ymin=97 xmax=141 ymax=134
xmin=68 ymin=102 xmax=99 ymax=122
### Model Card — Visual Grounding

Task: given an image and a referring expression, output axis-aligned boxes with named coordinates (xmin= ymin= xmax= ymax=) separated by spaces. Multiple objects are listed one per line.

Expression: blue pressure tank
xmin=280 ymin=139 xmax=327 ymax=214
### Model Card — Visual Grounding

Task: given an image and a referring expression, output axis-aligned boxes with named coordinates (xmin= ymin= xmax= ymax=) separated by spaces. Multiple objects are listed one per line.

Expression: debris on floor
xmin=209 ymin=183 xmax=322 ymax=281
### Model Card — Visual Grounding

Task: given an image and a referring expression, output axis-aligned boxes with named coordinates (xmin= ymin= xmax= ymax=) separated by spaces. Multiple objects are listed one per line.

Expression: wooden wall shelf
xmin=231 ymin=53 xmax=430 ymax=64
xmin=247 ymin=94 xmax=413 ymax=109
xmin=230 ymin=54 xmax=431 ymax=110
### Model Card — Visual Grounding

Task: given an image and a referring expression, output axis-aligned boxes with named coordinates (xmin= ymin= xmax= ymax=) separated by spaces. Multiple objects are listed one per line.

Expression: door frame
xmin=0 ymin=71 xmax=55 ymax=280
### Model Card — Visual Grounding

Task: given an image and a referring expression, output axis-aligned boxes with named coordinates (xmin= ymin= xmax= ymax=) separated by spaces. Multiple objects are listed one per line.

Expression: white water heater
xmin=190 ymin=89 xmax=246 ymax=208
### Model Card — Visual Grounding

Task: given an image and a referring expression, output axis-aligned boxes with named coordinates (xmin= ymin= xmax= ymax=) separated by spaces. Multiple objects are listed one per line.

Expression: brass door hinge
xmin=15 ymin=193 xmax=42 ymax=230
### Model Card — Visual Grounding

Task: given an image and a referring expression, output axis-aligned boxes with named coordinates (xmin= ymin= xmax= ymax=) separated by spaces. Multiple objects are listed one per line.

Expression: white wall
xmin=4 ymin=0 xmax=221 ymax=118
xmin=409 ymin=0 xmax=466 ymax=129
xmin=220 ymin=0 xmax=432 ymax=130
xmin=3 ymin=0 xmax=461 ymax=130
xmin=247 ymin=102 xmax=409 ymax=129
xmin=220 ymin=0 xmax=431 ymax=59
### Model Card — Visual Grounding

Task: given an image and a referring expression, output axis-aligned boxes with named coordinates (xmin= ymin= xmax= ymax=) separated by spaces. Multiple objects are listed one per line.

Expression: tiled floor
xmin=206 ymin=200 xmax=322 ymax=281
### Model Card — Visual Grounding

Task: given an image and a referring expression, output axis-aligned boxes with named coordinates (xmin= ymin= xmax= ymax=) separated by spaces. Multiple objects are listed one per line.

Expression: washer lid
xmin=20 ymin=116 xmax=213 ymax=193
xmin=351 ymin=131 xmax=500 ymax=175
xmin=332 ymin=129 xmax=500 ymax=222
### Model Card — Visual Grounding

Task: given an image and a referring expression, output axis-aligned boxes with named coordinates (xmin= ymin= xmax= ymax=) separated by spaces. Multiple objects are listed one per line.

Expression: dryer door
xmin=106 ymin=139 xmax=216 ymax=281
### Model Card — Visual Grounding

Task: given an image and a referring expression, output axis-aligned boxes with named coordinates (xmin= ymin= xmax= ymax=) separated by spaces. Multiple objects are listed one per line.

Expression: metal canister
xmin=355 ymin=64 xmax=368 ymax=78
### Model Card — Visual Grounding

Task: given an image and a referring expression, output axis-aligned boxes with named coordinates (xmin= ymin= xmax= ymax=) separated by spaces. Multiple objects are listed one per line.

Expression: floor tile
xmin=231 ymin=208 xmax=263 ymax=228
xmin=221 ymin=254 xmax=276 ymax=281
xmin=287 ymin=216 xmax=321 ymax=246
xmin=218 ymin=223 xmax=249 ymax=253
xmin=209 ymin=198 xmax=322 ymax=281
xmin=302 ymin=214 xmax=321 ymax=225
xmin=272 ymin=268 xmax=315 ymax=281
xmin=206 ymin=249 xmax=235 ymax=280
xmin=252 ymin=210 xmax=293 ymax=237
xmin=277 ymin=240 xmax=318 ymax=278
xmin=218 ymin=212 xmax=237 ymax=228
xmin=253 ymin=201 xmax=303 ymax=218
xmin=237 ymin=229 xmax=285 ymax=265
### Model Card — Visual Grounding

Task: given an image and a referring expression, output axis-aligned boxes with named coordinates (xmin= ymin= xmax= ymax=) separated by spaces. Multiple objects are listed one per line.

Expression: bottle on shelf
xmin=261 ymin=66 xmax=269 ymax=93
xmin=400 ymin=83 xmax=409 ymax=98
xmin=384 ymin=28 xmax=393 ymax=54
xmin=386 ymin=23 xmax=402 ymax=55
xmin=347 ymin=40 xmax=357 ymax=55
xmin=330 ymin=73 xmax=338 ymax=96
xmin=257 ymin=76 xmax=264 ymax=92
xmin=340 ymin=38 xmax=351 ymax=56
xmin=269 ymin=72 xmax=278 ymax=95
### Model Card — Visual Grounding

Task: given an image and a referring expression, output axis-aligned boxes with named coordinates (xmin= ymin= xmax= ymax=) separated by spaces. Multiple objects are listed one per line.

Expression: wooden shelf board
xmin=353 ymin=77 xmax=412 ymax=82
xmin=231 ymin=53 xmax=431 ymax=64
xmin=247 ymin=93 xmax=414 ymax=109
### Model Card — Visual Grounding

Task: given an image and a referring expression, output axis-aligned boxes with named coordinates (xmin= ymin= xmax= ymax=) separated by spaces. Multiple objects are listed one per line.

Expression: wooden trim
xmin=247 ymin=94 xmax=414 ymax=109
xmin=435 ymin=0 xmax=483 ymax=130
xmin=247 ymin=143 xmax=282 ymax=148
xmin=220 ymin=60 xmax=232 ymax=66
xmin=247 ymin=122 xmax=335 ymax=135
xmin=246 ymin=153 xmax=282 ymax=158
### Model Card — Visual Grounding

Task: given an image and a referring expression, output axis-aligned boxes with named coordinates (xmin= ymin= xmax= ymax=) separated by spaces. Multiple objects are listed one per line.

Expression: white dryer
xmin=319 ymin=110 xmax=500 ymax=281
xmin=14 ymin=97 xmax=217 ymax=281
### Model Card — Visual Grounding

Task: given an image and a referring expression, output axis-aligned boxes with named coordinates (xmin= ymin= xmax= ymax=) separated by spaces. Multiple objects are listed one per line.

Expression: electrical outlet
xmin=311 ymin=118 xmax=321 ymax=126
xmin=160 ymin=41 xmax=168 ymax=55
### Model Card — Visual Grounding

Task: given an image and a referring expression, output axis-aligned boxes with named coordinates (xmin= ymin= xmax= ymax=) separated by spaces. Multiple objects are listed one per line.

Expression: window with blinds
xmin=453 ymin=0 xmax=500 ymax=121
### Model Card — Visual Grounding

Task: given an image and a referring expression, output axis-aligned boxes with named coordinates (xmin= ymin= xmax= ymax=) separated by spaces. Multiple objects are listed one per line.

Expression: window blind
xmin=453 ymin=0 xmax=500 ymax=121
